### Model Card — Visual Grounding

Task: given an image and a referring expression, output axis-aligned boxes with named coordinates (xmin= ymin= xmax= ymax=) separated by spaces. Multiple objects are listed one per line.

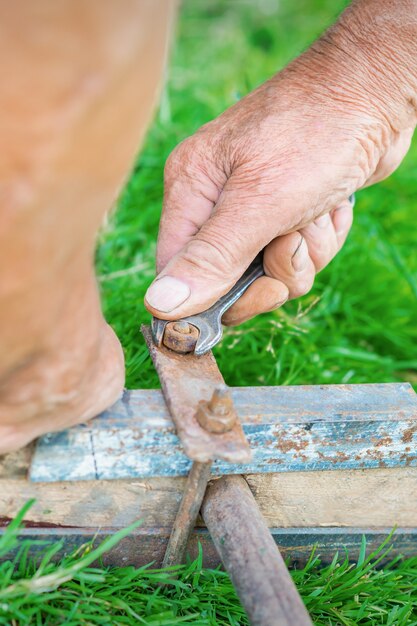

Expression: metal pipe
xmin=201 ymin=475 xmax=313 ymax=626
xmin=162 ymin=461 xmax=212 ymax=567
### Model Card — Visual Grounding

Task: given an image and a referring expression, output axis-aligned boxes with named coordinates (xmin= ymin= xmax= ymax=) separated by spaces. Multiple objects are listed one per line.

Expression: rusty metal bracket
xmin=142 ymin=325 xmax=251 ymax=464
xmin=162 ymin=460 xmax=212 ymax=568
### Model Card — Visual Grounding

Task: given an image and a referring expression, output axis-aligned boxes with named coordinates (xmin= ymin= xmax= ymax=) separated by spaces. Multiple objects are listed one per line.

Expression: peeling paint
xmin=30 ymin=383 xmax=417 ymax=482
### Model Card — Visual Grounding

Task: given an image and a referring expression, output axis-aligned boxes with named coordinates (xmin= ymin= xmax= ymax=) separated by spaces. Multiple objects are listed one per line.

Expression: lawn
xmin=3 ymin=0 xmax=417 ymax=624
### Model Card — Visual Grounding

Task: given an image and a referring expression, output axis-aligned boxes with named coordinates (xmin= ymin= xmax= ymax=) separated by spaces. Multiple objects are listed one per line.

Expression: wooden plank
xmin=29 ymin=383 xmax=417 ymax=482
xmin=1 ymin=468 xmax=417 ymax=528
xmin=1 ymin=526 xmax=416 ymax=568
xmin=0 ymin=477 xmax=186 ymax=528
xmin=246 ymin=469 xmax=417 ymax=528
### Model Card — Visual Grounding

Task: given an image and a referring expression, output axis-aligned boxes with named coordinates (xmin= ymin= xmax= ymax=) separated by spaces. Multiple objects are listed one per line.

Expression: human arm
xmin=145 ymin=0 xmax=417 ymax=324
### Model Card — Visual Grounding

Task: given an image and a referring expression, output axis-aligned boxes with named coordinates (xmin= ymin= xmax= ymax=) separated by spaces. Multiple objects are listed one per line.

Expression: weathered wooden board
xmin=30 ymin=383 xmax=417 ymax=482
xmin=1 ymin=468 xmax=417 ymax=529
xmin=2 ymin=526 xmax=416 ymax=568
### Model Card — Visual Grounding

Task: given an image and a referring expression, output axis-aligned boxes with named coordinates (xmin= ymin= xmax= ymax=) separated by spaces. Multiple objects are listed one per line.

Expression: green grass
xmin=4 ymin=0 xmax=417 ymax=623
xmin=2 ymin=504 xmax=417 ymax=625
xmin=97 ymin=0 xmax=417 ymax=392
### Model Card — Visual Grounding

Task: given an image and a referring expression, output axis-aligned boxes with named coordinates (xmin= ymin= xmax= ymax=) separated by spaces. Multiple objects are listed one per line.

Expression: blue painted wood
xmin=30 ymin=383 xmax=417 ymax=482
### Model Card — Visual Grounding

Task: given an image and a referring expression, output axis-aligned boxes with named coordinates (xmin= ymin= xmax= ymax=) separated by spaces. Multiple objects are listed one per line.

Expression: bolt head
xmin=196 ymin=401 xmax=236 ymax=433
xmin=208 ymin=385 xmax=233 ymax=416
xmin=173 ymin=321 xmax=192 ymax=334
xmin=195 ymin=386 xmax=236 ymax=433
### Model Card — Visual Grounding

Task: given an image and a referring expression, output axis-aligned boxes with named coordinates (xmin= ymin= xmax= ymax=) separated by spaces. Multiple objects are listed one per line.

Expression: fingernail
xmin=315 ymin=213 xmax=331 ymax=228
xmin=145 ymin=276 xmax=191 ymax=313
xmin=292 ymin=237 xmax=309 ymax=272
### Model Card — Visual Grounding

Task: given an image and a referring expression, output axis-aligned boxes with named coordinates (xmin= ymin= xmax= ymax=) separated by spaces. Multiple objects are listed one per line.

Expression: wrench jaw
xmin=151 ymin=317 xmax=169 ymax=347
xmin=186 ymin=316 xmax=223 ymax=356
xmin=151 ymin=315 xmax=221 ymax=356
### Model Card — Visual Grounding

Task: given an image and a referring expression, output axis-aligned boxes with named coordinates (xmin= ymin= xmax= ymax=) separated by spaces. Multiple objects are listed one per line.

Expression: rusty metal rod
xmin=162 ymin=461 xmax=212 ymax=567
xmin=201 ymin=475 xmax=313 ymax=626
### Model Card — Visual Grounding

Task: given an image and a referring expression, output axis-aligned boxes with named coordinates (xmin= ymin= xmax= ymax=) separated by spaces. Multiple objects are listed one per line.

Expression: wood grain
xmin=1 ymin=468 xmax=417 ymax=528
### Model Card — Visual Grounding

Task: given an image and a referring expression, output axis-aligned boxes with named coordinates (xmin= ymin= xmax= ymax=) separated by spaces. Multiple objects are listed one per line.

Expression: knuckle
xmin=289 ymin=273 xmax=315 ymax=298
xmin=313 ymin=245 xmax=337 ymax=271
xmin=164 ymin=136 xmax=204 ymax=176
xmin=164 ymin=142 xmax=189 ymax=180
xmin=182 ymin=236 xmax=239 ymax=282
xmin=164 ymin=137 xmax=221 ymax=196
xmin=307 ymin=233 xmax=338 ymax=272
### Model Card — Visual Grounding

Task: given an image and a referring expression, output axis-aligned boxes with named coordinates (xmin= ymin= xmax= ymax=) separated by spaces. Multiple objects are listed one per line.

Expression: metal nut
xmin=163 ymin=321 xmax=199 ymax=354
xmin=196 ymin=385 xmax=236 ymax=433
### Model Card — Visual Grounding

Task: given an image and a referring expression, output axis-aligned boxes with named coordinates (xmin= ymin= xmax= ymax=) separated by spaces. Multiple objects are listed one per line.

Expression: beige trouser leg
xmin=0 ymin=0 xmax=176 ymax=451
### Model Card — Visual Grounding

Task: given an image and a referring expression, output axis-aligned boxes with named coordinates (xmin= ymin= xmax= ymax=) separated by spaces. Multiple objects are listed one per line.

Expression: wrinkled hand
xmin=145 ymin=4 xmax=416 ymax=325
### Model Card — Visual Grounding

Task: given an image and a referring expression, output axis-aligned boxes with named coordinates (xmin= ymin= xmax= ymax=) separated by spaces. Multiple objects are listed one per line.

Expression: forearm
xmin=281 ymin=0 xmax=417 ymax=135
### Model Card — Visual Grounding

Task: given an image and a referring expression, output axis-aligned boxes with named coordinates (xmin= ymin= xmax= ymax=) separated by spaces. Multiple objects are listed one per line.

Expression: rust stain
xmin=402 ymin=424 xmax=417 ymax=443
xmin=276 ymin=438 xmax=308 ymax=453
xmin=335 ymin=451 xmax=350 ymax=462
xmin=365 ymin=448 xmax=384 ymax=461
xmin=317 ymin=439 xmax=334 ymax=447
xmin=317 ymin=451 xmax=339 ymax=465
xmin=399 ymin=453 xmax=417 ymax=466
xmin=296 ymin=453 xmax=308 ymax=462
xmin=374 ymin=436 xmax=393 ymax=447
xmin=315 ymin=450 xmax=350 ymax=464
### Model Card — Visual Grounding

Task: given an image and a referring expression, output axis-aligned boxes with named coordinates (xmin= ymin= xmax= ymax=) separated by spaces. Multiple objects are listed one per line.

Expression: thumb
xmin=145 ymin=189 xmax=272 ymax=320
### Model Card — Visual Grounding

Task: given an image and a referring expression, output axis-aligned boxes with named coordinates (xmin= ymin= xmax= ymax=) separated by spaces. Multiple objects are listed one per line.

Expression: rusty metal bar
xmin=202 ymin=475 xmax=313 ymax=626
xmin=162 ymin=461 xmax=212 ymax=567
xmin=142 ymin=326 xmax=251 ymax=464
xmin=142 ymin=324 xmax=251 ymax=567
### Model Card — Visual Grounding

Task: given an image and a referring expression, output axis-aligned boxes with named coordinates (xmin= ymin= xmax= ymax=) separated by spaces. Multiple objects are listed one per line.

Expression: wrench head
xmin=184 ymin=314 xmax=223 ymax=355
xmin=150 ymin=256 xmax=266 ymax=355
xmin=151 ymin=314 xmax=223 ymax=356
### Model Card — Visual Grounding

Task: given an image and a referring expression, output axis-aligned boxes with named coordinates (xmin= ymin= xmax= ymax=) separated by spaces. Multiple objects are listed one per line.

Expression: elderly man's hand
xmin=145 ymin=0 xmax=416 ymax=325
